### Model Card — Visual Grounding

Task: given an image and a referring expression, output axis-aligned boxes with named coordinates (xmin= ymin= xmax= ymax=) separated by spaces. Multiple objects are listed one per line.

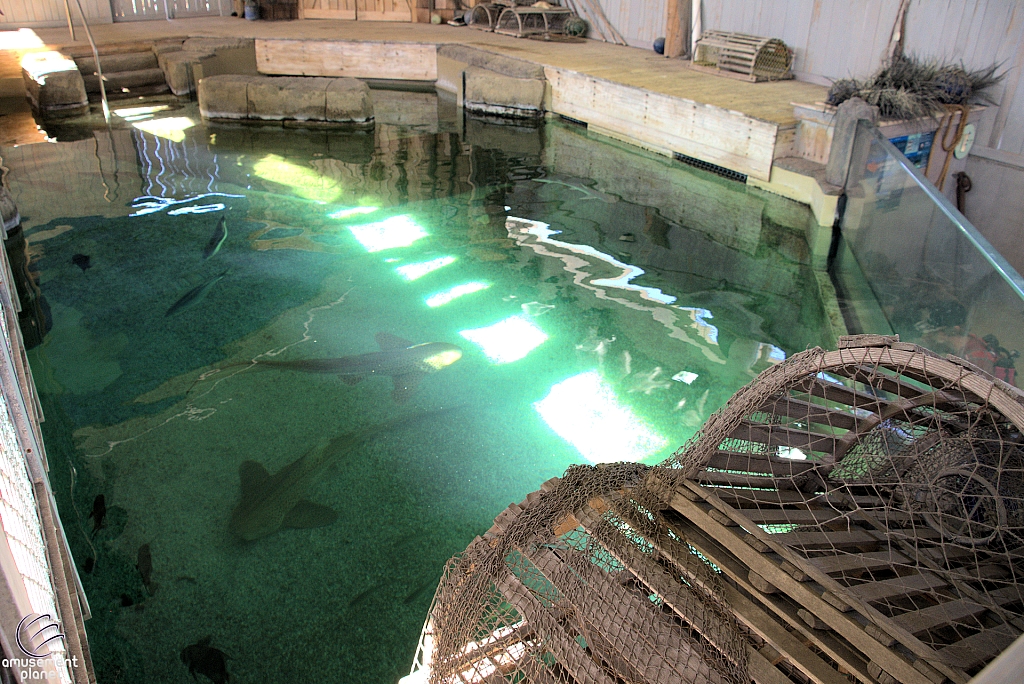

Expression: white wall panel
xmin=702 ymin=0 xmax=1024 ymax=156
xmin=0 ymin=0 xmax=112 ymax=27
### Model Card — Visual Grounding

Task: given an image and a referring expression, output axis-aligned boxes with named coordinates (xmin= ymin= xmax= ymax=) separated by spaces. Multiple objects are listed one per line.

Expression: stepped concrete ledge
xmin=198 ymin=74 xmax=374 ymax=127
xmin=20 ymin=51 xmax=88 ymax=119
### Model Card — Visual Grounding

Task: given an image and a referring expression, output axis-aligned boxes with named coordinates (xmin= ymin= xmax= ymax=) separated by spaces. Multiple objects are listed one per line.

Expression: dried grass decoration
xmin=827 ymin=55 xmax=1004 ymax=120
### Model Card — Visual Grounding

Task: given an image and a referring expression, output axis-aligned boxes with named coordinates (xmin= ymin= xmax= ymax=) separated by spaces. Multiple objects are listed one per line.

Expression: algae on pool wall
xmin=7 ymin=97 xmax=832 ymax=683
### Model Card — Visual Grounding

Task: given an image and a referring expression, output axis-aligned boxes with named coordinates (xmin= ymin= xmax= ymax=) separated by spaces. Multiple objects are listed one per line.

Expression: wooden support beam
xmin=664 ymin=0 xmax=690 ymax=58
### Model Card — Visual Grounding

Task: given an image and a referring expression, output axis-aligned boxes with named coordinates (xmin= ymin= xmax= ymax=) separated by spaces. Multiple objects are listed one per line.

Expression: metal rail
xmin=70 ymin=0 xmax=109 ymax=123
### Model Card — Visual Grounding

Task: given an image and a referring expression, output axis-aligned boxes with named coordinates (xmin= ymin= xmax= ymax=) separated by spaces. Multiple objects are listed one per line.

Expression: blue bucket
xmin=244 ymin=4 xmax=258 ymax=20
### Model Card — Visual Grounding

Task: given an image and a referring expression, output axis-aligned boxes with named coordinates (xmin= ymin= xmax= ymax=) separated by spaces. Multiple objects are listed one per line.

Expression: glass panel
xmin=832 ymin=119 xmax=1024 ymax=388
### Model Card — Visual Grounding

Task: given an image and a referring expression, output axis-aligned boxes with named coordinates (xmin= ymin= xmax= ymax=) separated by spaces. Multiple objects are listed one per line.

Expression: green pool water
xmin=5 ymin=91 xmax=831 ymax=683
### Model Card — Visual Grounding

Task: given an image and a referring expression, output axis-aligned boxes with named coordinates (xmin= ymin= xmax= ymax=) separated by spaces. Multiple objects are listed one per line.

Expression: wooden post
xmin=664 ymin=0 xmax=690 ymax=58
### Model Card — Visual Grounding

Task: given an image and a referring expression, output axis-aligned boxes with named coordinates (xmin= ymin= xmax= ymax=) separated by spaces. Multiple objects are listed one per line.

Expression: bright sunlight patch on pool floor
xmin=533 ymin=371 xmax=667 ymax=464
xmin=349 ymin=215 xmax=429 ymax=253
xmin=459 ymin=315 xmax=547 ymax=364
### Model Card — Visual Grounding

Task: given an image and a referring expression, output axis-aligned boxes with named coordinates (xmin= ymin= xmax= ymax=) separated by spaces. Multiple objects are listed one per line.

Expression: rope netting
xmin=418 ymin=336 xmax=1024 ymax=684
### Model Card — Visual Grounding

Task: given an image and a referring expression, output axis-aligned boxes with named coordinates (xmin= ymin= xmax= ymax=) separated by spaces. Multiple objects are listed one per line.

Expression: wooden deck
xmin=30 ymin=18 xmax=825 ymax=126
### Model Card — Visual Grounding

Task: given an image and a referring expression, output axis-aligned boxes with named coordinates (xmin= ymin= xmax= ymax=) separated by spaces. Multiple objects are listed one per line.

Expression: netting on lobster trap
xmin=414 ymin=335 xmax=1024 ymax=684
xmin=669 ymin=335 xmax=1024 ymax=681
xmin=421 ymin=462 xmax=751 ymax=684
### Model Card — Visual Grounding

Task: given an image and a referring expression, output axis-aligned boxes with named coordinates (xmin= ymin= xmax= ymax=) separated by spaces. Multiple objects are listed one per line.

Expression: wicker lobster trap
xmin=467 ymin=0 xmax=530 ymax=31
xmin=409 ymin=335 xmax=1024 ymax=684
xmin=691 ymin=30 xmax=794 ymax=82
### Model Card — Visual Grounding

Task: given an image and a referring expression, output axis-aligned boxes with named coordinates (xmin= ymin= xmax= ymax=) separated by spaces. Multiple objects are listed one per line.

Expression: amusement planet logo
xmin=4 ymin=614 xmax=78 ymax=680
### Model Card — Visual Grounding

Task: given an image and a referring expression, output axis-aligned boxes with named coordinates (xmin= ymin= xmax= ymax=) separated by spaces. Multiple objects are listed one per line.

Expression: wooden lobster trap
xmin=414 ymin=335 xmax=1024 ymax=684
xmin=691 ymin=30 xmax=794 ymax=82
xmin=467 ymin=0 xmax=528 ymax=31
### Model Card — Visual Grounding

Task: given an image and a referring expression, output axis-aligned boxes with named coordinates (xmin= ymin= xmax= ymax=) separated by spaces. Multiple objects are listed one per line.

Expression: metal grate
xmin=672 ymin=152 xmax=747 ymax=183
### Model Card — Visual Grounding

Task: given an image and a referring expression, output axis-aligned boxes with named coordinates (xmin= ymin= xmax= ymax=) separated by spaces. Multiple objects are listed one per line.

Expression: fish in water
xmin=71 ymin=254 xmax=91 ymax=271
xmin=236 ymin=332 xmax=462 ymax=403
xmin=180 ymin=636 xmax=230 ymax=684
xmin=203 ymin=216 xmax=227 ymax=260
xmin=403 ymin=575 xmax=440 ymax=605
xmin=229 ymin=411 xmax=451 ymax=541
xmin=165 ymin=269 xmax=229 ymax=317
xmin=137 ymin=544 xmax=158 ymax=595
xmin=88 ymin=494 xmax=106 ymax=537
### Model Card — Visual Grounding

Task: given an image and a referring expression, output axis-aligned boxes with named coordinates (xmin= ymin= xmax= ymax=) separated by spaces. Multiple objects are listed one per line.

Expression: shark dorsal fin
xmin=238 ymin=461 xmax=271 ymax=498
xmin=284 ymin=500 xmax=338 ymax=529
xmin=376 ymin=332 xmax=412 ymax=351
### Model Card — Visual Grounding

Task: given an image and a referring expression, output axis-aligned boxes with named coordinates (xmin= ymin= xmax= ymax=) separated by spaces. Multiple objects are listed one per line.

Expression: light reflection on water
xmin=6 ymin=95 xmax=828 ymax=683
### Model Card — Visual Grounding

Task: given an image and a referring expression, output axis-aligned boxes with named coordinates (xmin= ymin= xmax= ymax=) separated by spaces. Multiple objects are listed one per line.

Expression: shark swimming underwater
xmin=228 ymin=412 xmax=448 ymax=541
xmin=238 ymin=332 xmax=462 ymax=402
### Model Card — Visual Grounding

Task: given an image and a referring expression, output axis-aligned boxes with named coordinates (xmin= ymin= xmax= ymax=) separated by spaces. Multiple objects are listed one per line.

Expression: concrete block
xmin=825 ymin=97 xmax=878 ymax=187
xmin=183 ymin=37 xmax=255 ymax=53
xmin=198 ymin=75 xmax=253 ymax=120
xmin=20 ymin=52 xmax=88 ymax=119
xmin=464 ymin=66 xmax=545 ymax=119
xmin=153 ymin=39 xmax=185 ymax=57
xmin=247 ymin=76 xmax=329 ymax=122
xmin=436 ymin=45 xmax=545 ymax=80
xmin=75 ymin=51 xmax=158 ymax=75
xmin=325 ymin=78 xmax=373 ymax=125
xmin=159 ymin=50 xmax=214 ymax=96
xmin=198 ymin=75 xmax=374 ymax=126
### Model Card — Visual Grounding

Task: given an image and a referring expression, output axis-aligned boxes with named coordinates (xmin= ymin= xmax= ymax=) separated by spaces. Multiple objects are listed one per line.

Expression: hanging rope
xmin=935 ymin=104 xmax=970 ymax=193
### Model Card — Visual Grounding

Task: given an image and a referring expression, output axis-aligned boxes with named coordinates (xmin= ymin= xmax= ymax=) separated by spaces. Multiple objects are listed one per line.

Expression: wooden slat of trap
xmin=808 ymin=550 xmax=911 ymax=576
xmin=701 ymin=485 xmax=823 ymax=507
xmin=574 ymin=504 xmax=845 ymax=684
xmin=758 ymin=395 xmax=864 ymax=431
xmin=667 ymin=485 xmax=967 ymax=684
xmin=494 ymin=567 xmax=617 ymax=684
xmin=697 ymin=470 xmax=781 ymax=488
xmin=741 ymin=508 xmax=844 ymax=526
xmin=661 ymin=511 xmax=879 ymax=684
xmin=572 ymin=508 xmax=740 ymax=660
xmin=771 ymin=528 xmax=882 ymax=551
xmin=793 ymin=376 xmax=890 ymax=416
xmin=663 ymin=493 xmax=942 ymax=684
xmin=937 ymin=623 xmax=1020 ymax=671
xmin=524 ymin=546 xmax=730 ymax=684
xmin=729 ymin=420 xmax=838 ymax=455
xmin=894 ymin=585 xmax=1024 ymax=636
xmin=571 ymin=507 xmax=791 ymax=684
xmin=846 ymin=572 xmax=947 ymax=603
xmin=705 ymin=450 xmax=818 ymax=477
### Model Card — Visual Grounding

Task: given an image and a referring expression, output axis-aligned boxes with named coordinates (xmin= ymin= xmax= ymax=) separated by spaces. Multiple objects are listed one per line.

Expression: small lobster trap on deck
xmin=691 ymin=30 xmax=794 ymax=82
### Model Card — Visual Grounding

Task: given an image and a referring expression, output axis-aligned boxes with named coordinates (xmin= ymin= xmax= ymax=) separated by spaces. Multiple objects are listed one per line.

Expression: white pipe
xmin=691 ymin=0 xmax=702 ymax=58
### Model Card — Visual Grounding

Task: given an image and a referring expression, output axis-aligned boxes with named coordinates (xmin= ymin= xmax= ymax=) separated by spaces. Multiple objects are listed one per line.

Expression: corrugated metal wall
xmin=594 ymin=0 xmax=668 ymax=49
xmin=0 ymin=0 xmax=113 ymax=27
